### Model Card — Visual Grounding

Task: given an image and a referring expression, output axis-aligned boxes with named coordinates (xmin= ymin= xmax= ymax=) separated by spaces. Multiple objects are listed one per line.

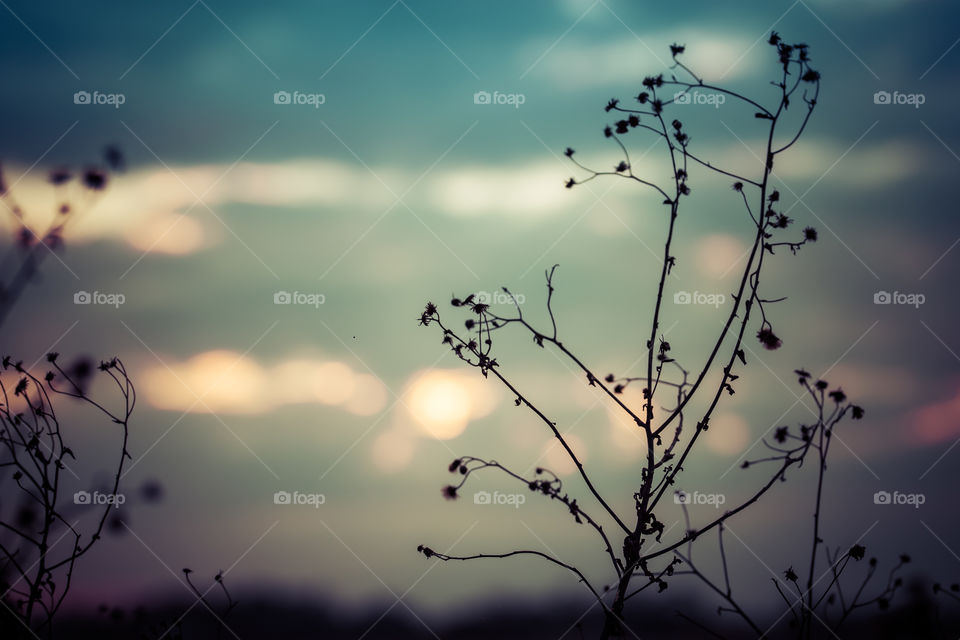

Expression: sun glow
xmin=404 ymin=370 xmax=498 ymax=440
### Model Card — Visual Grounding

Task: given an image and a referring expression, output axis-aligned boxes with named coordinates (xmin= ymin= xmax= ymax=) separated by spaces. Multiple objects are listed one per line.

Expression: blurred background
xmin=0 ymin=0 xmax=958 ymax=636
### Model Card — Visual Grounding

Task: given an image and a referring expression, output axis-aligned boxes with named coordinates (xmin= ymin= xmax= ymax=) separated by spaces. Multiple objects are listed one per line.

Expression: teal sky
xmin=1 ymin=0 xmax=959 ymax=625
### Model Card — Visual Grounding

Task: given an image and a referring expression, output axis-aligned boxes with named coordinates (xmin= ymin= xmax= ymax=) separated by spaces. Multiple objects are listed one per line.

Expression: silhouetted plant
xmin=0 ymin=151 xmax=147 ymax=639
xmin=417 ymin=34 xmax=908 ymax=639
xmin=136 ymin=568 xmax=237 ymax=640
xmin=0 ymin=354 xmax=135 ymax=638
xmin=931 ymin=580 xmax=960 ymax=638
xmin=933 ymin=581 xmax=960 ymax=604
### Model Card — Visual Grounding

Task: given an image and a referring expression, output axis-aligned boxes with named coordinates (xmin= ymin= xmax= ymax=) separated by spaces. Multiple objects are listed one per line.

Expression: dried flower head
xmin=83 ymin=168 xmax=107 ymax=190
xmin=49 ymin=168 xmax=72 ymax=185
xmin=757 ymin=327 xmax=782 ymax=350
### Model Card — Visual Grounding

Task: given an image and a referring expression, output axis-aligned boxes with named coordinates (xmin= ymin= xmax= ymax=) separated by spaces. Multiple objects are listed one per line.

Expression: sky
xmin=1 ymin=0 xmax=959 ymax=631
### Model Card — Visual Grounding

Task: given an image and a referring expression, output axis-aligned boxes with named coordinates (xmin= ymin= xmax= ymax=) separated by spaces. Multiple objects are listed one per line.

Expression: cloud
xmin=719 ymin=137 xmax=928 ymax=188
xmin=0 ymin=159 xmax=398 ymax=255
xmin=693 ymin=233 xmax=747 ymax=279
xmin=141 ymin=350 xmax=388 ymax=416
xmin=703 ymin=412 xmax=751 ymax=456
xmin=6 ymin=155 xmax=620 ymax=257
xmin=826 ymin=363 xmax=921 ymax=406
xmin=426 ymin=152 xmax=670 ymax=218
xmin=3 ymin=133 xmax=924 ymax=259
xmin=124 ymin=211 xmax=209 ymax=255
xmin=910 ymin=386 xmax=960 ymax=444
xmin=370 ymin=427 xmax=418 ymax=474
xmin=540 ymin=433 xmax=588 ymax=476
xmin=425 ymin=136 xmax=929 ymax=222
xmin=428 ymin=162 xmax=576 ymax=217
xmin=525 ymin=29 xmax=762 ymax=90
xmin=774 ymin=138 xmax=928 ymax=186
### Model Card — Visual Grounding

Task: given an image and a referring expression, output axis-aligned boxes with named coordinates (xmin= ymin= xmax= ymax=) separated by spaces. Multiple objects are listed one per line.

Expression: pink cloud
xmin=911 ymin=387 xmax=960 ymax=444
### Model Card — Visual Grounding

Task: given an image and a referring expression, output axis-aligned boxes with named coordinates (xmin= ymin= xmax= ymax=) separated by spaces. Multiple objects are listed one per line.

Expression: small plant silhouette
xmin=417 ymin=34 xmax=909 ymax=638
xmin=135 ymin=568 xmax=238 ymax=640
xmin=0 ymin=149 xmax=119 ymax=327
xmin=0 ymin=353 xmax=135 ymax=638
